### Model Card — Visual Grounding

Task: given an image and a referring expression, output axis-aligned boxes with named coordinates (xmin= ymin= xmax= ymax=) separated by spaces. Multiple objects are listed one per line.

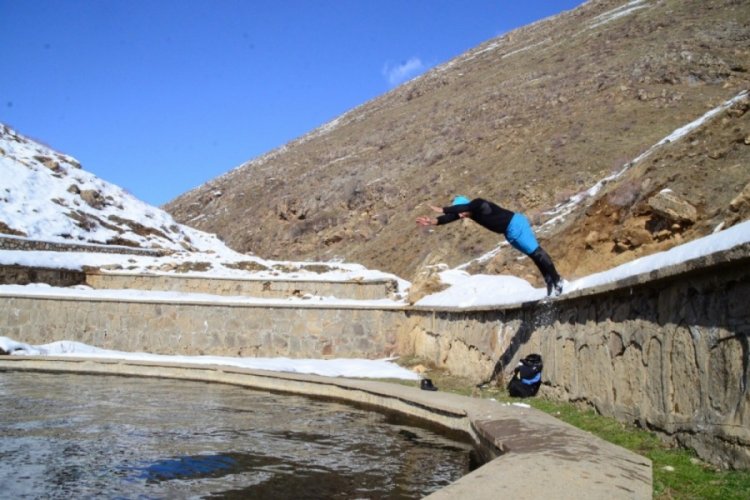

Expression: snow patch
xmin=0 ymin=336 xmax=419 ymax=380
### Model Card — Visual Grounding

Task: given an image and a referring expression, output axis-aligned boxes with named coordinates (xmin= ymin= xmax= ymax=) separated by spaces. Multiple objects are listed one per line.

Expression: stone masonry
xmin=0 ymin=265 xmax=86 ymax=287
xmin=0 ymin=296 xmax=402 ymax=359
xmin=401 ymin=243 xmax=750 ymax=469
xmin=0 ymin=236 xmax=166 ymax=256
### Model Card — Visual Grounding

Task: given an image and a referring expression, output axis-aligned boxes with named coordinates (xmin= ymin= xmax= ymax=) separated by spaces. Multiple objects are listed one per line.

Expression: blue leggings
xmin=505 ymin=213 xmax=539 ymax=255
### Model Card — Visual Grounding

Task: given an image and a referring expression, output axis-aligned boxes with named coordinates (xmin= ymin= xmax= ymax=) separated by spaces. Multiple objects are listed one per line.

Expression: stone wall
xmin=538 ymin=265 xmax=749 ymax=470
xmin=0 ymin=236 xmax=165 ymax=256
xmin=0 ymin=265 xmax=398 ymax=301
xmin=399 ymin=244 xmax=750 ymax=469
xmin=85 ymin=272 xmax=398 ymax=300
xmin=0 ymin=265 xmax=86 ymax=287
xmin=0 ymin=295 xmax=403 ymax=359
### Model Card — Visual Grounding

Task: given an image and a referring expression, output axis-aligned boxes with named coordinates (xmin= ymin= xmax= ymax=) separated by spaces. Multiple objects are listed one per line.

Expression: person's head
xmin=451 ymin=195 xmax=471 ymax=218
xmin=451 ymin=195 xmax=470 ymax=206
xmin=522 ymin=353 xmax=542 ymax=366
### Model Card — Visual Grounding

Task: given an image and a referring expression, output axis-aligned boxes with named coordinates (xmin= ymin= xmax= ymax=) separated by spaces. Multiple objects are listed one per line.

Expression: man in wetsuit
xmin=416 ymin=196 xmax=563 ymax=296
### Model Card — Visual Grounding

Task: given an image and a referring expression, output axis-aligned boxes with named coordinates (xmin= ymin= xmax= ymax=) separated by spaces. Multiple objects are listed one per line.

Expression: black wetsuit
xmin=437 ymin=198 xmax=514 ymax=234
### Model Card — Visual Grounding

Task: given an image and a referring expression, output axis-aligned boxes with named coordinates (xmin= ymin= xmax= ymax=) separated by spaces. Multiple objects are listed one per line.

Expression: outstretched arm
xmin=417 ymin=202 xmax=464 ymax=227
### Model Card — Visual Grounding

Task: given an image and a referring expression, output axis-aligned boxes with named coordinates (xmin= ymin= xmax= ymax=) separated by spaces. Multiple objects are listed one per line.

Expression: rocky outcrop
xmin=726 ymin=182 xmax=750 ymax=228
xmin=647 ymin=189 xmax=697 ymax=226
xmin=406 ymin=264 xmax=449 ymax=304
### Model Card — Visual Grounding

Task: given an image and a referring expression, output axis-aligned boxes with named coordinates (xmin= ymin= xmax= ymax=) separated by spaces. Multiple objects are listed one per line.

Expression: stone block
xmin=648 ymin=190 xmax=698 ymax=224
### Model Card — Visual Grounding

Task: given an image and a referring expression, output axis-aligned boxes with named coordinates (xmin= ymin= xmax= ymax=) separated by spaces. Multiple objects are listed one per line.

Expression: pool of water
xmin=0 ymin=371 xmax=476 ymax=499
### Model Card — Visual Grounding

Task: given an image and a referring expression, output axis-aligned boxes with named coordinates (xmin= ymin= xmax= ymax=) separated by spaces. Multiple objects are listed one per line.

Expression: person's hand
xmin=429 ymin=205 xmax=443 ymax=214
xmin=416 ymin=216 xmax=435 ymax=227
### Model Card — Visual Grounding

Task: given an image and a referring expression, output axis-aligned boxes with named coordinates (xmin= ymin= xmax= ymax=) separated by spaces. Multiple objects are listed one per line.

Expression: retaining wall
xmin=85 ymin=272 xmax=398 ymax=300
xmin=401 ymin=243 xmax=750 ymax=469
xmin=0 ymin=236 xmax=166 ymax=256
xmin=0 ymin=295 xmax=403 ymax=359
xmin=0 ymin=265 xmax=86 ymax=287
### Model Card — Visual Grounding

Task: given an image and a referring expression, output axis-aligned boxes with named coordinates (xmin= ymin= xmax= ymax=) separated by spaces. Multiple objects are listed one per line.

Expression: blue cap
xmin=451 ymin=195 xmax=470 ymax=206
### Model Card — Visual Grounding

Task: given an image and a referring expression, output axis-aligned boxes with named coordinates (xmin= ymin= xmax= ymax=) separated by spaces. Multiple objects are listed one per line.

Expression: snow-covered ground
xmin=588 ymin=0 xmax=649 ymax=30
xmin=2 ymin=88 xmax=749 ymax=379
xmin=0 ymin=337 xmax=419 ymax=380
xmin=416 ymin=219 xmax=750 ymax=308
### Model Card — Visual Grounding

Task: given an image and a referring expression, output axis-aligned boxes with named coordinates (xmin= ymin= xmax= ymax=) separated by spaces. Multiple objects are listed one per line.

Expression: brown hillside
xmin=165 ymin=0 xmax=750 ymax=285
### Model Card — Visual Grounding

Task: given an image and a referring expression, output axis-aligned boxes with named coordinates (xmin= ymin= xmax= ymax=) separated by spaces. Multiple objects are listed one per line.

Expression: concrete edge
xmin=0 ymin=356 xmax=652 ymax=499
xmin=0 ymin=291 xmax=406 ymax=310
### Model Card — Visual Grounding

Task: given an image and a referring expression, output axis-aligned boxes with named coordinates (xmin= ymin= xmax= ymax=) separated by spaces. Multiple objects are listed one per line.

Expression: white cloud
xmin=382 ymin=57 xmax=426 ymax=87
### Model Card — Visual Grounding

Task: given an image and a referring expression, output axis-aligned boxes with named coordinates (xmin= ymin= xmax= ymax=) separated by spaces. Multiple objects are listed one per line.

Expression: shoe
xmin=545 ymin=277 xmax=564 ymax=297
xmin=420 ymin=379 xmax=438 ymax=391
xmin=544 ymin=276 xmax=555 ymax=296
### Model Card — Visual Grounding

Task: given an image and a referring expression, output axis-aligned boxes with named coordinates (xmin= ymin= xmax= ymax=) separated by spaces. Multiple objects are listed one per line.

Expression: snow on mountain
xmin=0 ymin=123 xmax=409 ymax=288
xmin=0 ymin=123 xmax=226 ymax=253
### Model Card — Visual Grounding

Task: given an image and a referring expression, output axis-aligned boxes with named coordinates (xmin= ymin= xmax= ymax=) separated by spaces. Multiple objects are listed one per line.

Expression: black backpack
xmin=507 ymin=353 xmax=543 ymax=398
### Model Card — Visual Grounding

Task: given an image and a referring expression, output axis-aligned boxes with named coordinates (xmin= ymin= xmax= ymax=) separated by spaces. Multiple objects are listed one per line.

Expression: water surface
xmin=0 ymin=371 xmax=475 ymax=499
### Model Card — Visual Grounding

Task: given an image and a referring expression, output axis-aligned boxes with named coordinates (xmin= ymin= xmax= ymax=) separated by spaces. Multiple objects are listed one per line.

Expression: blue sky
xmin=1 ymin=1 xmax=584 ymax=206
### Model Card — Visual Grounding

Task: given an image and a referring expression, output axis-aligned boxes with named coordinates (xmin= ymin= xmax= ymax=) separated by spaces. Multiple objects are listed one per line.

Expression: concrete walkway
xmin=0 ymin=356 xmax=652 ymax=498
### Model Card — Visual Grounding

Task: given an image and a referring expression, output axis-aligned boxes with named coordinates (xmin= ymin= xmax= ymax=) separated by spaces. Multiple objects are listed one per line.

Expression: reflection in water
xmin=125 ymin=453 xmax=240 ymax=481
xmin=0 ymin=371 xmax=476 ymax=499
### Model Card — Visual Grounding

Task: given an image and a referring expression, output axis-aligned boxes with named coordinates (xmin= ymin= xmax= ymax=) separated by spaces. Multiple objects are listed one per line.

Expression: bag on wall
xmin=507 ymin=353 xmax=543 ymax=398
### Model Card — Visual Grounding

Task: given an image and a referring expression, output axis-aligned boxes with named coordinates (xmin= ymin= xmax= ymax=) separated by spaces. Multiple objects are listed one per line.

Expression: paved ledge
xmin=85 ymin=271 xmax=400 ymax=301
xmin=0 ymin=357 xmax=652 ymax=499
xmin=0 ymin=288 xmax=405 ymax=310
xmin=88 ymin=270 xmax=397 ymax=285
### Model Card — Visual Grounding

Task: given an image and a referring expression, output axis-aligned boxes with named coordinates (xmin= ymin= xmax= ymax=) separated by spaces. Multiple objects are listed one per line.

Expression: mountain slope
xmin=165 ymin=0 xmax=750 ymax=284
